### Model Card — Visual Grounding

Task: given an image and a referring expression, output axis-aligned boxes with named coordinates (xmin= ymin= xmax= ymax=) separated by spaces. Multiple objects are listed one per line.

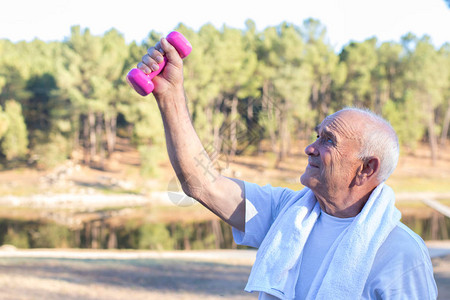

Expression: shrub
xmin=30 ymin=223 xmax=71 ymax=248
xmin=138 ymin=223 xmax=174 ymax=250
xmin=3 ymin=229 xmax=29 ymax=249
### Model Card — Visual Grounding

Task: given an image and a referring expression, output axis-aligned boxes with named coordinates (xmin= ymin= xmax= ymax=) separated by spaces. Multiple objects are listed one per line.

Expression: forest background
xmin=0 ymin=18 xmax=449 ymax=250
xmin=1 ymin=18 xmax=449 ymax=172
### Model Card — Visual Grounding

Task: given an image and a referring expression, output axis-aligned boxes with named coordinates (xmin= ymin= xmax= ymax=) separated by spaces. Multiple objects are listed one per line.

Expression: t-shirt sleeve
xmin=375 ymin=262 xmax=437 ymax=300
xmin=364 ymin=224 xmax=438 ymax=300
xmin=232 ymin=181 xmax=297 ymax=248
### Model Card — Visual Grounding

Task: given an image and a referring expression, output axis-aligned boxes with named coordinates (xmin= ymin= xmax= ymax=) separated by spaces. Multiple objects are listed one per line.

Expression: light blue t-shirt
xmin=233 ymin=181 xmax=438 ymax=299
xmin=296 ymin=211 xmax=354 ymax=299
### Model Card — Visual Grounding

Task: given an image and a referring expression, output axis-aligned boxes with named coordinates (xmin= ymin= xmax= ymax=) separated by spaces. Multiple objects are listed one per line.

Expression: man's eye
xmin=316 ymin=135 xmax=333 ymax=144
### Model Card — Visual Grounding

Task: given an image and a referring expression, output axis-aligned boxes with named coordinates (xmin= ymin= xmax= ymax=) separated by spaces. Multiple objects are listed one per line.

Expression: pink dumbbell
xmin=126 ymin=31 xmax=192 ymax=96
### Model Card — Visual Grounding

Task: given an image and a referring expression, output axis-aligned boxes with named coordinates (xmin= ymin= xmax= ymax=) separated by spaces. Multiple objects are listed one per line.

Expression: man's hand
xmin=137 ymin=38 xmax=184 ymax=99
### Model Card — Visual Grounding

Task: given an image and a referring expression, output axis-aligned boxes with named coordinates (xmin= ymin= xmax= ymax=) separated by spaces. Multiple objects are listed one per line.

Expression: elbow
xmin=181 ymin=186 xmax=197 ymax=200
xmin=179 ymin=178 xmax=208 ymax=202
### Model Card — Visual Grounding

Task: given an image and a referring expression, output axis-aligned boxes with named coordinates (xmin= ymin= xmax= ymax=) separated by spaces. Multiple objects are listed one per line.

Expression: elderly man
xmin=137 ymin=37 xmax=438 ymax=299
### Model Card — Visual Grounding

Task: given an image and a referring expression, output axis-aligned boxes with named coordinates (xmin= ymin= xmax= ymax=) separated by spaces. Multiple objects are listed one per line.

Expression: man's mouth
xmin=308 ymin=160 xmax=320 ymax=168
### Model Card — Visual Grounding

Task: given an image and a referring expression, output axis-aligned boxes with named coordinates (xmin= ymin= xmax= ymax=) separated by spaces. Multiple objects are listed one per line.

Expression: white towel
xmin=245 ymin=183 xmax=401 ymax=300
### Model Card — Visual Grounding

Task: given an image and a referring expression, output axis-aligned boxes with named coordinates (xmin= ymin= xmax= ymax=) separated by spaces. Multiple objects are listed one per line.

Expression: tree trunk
xmin=440 ymin=101 xmax=450 ymax=147
xmin=105 ymin=114 xmax=117 ymax=156
xmin=88 ymin=111 xmax=96 ymax=164
xmin=431 ymin=212 xmax=439 ymax=240
xmin=439 ymin=213 xmax=448 ymax=239
xmin=276 ymin=106 xmax=289 ymax=167
xmin=211 ymin=219 xmax=223 ymax=249
xmin=96 ymin=113 xmax=105 ymax=169
xmin=311 ymin=82 xmax=319 ymax=111
xmin=213 ymin=97 xmax=223 ymax=154
xmin=320 ymin=76 xmax=331 ymax=119
xmin=72 ymin=113 xmax=80 ymax=161
xmin=229 ymin=96 xmax=238 ymax=158
xmin=83 ymin=115 xmax=90 ymax=165
xmin=91 ymin=221 xmax=100 ymax=249
xmin=426 ymin=98 xmax=438 ymax=165
xmin=263 ymin=81 xmax=278 ymax=154
xmin=374 ymin=86 xmax=382 ymax=115
xmin=84 ymin=221 xmax=91 ymax=248
xmin=247 ymin=98 xmax=254 ymax=120
xmin=204 ymin=105 xmax=213 ymax=146
xmin=107 ymin=229 xmax=117 ymax=249
xmin=74 ymin=229 xmax=81 ymax=248
xmin=388 ymin=65 xmax=395 ymax=101
xmin=183 ymin=234 xmax=191 ymax=250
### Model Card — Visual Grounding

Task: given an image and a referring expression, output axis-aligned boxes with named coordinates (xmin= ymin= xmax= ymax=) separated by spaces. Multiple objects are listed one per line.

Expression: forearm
xmin=156 ymin=89 xmax=245 ymax=230
xmin=157 ymin=89 xmax=216 ymax=195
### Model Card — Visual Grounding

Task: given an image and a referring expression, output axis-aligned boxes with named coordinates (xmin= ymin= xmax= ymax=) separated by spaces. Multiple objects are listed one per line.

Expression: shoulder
xmin=373 ymin=223 xmax=433 ymax=274
xmin=377 ymin=223 xmax=430 ymax=264
xmin=233 ymin=183 xmax=311 ymax=248
xmin=243 ymin=181 xmax=298 ymax=201
xmin=244 ymin=181 xmax=310 ymax=213
xmin=364 ymin=223 xmax=437 ymax=299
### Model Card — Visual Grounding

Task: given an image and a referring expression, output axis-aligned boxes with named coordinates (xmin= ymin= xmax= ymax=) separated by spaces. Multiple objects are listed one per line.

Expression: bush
xmin=0 ymin=100 xmax=28 ymax=160
xmin=3 ymin=229 xmax=29 ymax=249
xmin=33 ymin=133 xmax=70 ymax=169
xmin=30 ymin=223 xmax=71 ymax=248
xmin=138 ymin=223 xmax=174 ymax=250
xmin=138 ymin=145 xmax=163 ymax=178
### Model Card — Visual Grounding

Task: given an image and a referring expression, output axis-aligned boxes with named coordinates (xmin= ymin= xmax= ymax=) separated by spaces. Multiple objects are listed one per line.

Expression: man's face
xmin=300 ymin=111 xmax=364 ymax=198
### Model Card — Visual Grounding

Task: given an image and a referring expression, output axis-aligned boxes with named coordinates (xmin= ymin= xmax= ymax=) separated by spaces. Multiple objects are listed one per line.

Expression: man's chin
xmin=300 ymin=173 xmax=321 ymax=190
xmin=300 ymin=174 xmax=312 ymax=187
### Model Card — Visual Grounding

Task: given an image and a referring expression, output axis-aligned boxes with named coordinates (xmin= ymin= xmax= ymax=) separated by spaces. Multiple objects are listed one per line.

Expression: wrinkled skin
xmin=301 ymin=110 xmax=379 ymax=217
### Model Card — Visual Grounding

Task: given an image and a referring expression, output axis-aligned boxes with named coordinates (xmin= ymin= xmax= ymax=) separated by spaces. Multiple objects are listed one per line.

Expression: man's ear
xmin=355 ymin=157 xmax=380 ymax=186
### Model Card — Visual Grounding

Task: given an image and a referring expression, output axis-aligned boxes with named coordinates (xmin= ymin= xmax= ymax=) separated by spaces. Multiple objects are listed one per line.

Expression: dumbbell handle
xmin=126 ymin=31 xmax=192 ymax=96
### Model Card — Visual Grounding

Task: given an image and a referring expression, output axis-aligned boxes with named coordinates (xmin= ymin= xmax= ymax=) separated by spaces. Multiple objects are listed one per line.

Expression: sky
xmin=0 ymin=0 xmax=449 ymax=52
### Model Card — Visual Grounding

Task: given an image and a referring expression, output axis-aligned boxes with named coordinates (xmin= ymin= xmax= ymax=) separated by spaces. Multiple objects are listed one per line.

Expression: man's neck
xmin=316 ymin=187 xmax=376 ymax=218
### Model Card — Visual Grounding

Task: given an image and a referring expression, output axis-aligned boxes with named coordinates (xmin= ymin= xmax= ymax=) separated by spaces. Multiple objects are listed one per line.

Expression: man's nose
xmin=305 ymin=142 xmax=319 ymax=156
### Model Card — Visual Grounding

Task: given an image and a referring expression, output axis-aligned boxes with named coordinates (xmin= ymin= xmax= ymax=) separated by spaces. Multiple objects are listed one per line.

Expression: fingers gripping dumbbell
xmin=126 ymin=31 xmax=192 ymax=96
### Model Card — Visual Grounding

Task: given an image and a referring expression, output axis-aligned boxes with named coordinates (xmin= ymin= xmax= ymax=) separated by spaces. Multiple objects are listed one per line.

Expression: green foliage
xmin=138 ymin=223 xmax=174 ymax=250
xmin=0 ymin=20 xmax=448 ymax=170
xmin=33 ymin=133 xmax=70 ymax=169
xmin=138 ymin=144 xmax=164 ymax=178
xmin=0 ymin=216 xmax=240 ymax=250
xmin=339 ymin=38 xmax=378 ymax=108
xmin=383 ymin=95 xmax=425 ymax=150
xmin=3 ymin=228 xmax=29 ymax=248
xmin=30 ymin=223 xmax=71 ymax=248
xmin=0 ymin=220 xmax=74 ymax=249
xmin=0 ymin=106 xmax=9 ymax=138
xmin=192 ymin=233 xmax=216 ymax=250
xmin=0 ymin=100 xmax=28 ymax=160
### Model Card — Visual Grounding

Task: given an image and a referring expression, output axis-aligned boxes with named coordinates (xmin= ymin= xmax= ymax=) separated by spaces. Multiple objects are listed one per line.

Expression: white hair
xmin=340 ymin=107 xmax=399 ymax=182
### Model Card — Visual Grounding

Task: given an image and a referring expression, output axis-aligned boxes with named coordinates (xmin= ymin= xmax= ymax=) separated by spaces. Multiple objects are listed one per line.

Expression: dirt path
xmin=0 ymin=250 xmax=257 ymax=300
xmin=0 ymin=249 xmax=448 ymax=299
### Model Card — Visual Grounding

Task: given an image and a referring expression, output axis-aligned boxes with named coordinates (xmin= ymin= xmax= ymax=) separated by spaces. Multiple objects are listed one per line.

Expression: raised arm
xmin=137 ymin=37 xmax=246 ymax=231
